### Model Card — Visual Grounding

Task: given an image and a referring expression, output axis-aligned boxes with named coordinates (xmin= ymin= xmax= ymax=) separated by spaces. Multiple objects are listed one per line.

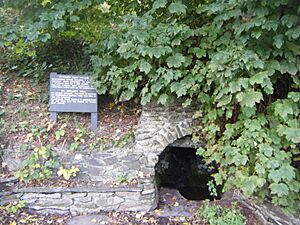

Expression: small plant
xmin=55 ymin=123 xmax=66 ymax=140
xmin=57 ymin=166 xmax=79 ymax=180
xmin=5 ymin=200 xmax=25 ymax=213
xmin=70 ymin=126 xmax=87 ymax=151
xmin=197 ymin=200 xmax=246 ymax=225
xmin=207 ymin=180 xmax=218 ymax=200
xmin=14 ymin=146 xmax=60 ymax=182
xmin=113 ymin=132 xmax=134 ymax=148
xmin=115 ymin=174 xmax=127 ymax=184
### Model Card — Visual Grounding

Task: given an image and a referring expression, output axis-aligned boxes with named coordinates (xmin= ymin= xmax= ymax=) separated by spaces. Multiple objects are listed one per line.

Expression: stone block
xmin=103 ymin=156 xmax=118 ymax=164
xmin=63 ymin=193 xmax=87 ymax=199
xmin=34 ymin=197 xmax=73 ymax=209
xmin=106 ymin=196 xmax=125 ymax=206
xmin=123 ymin=160 xmax=141 ymax=170
xmin=90 ymin=193 xmax=112 ymax=204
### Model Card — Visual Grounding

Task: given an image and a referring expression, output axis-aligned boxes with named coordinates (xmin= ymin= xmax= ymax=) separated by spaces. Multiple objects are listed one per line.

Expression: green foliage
xmin=89 ymin=0 xmax=300 ymax=213
xmin=57 ymin=166 xmax=80 ymax=180
xmin=14 ymin=146 xmax=60 ymax=182
xmin=115 ymin=174 xmax=127 ymax=184
xmin=14 ymin=145 xmax=79 ymax=182
xmin=197 ymin=200 xmax=246 ymax=225
xmin=5 ymin=201 xmax=25 ymax=214
xmin=0 ymin=0 xmax=152 ymax=80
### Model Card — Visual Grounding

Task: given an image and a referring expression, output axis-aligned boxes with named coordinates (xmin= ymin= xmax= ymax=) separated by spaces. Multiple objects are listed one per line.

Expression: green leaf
xmin=139 ymin=61 xmax=152 ymax=74
xmin=217 ymin=95 xmax=232 ymax=107
xmin=236 ymin=91 xmax=263 ymax=107
xmin=249 ymin=71 xmax=269 ymax=85
xmin=284 ymin=128 xmax=300 ymax=143
xmin=53 ymin=20 xmax=65 ymax=29
xmin=70 ymin=15 xmax=80 ymax=22
xmin=259 ymin=144 xmax=273 ymax=157
xmin=288 ymin=92 xmax=300 ymax=102
xmin=196 ymin=146 xmax=205 ymax=156
xmin=273 ymin=35 xmax=284 ymax=49
xmin=274 ymin=101 xmax=293 ymax=118
xmin=168 ymin=2 xmax=187 ymax=14
xmin=157 ymin=93 xmax=169 ymax=105
xmin=166 ymin=53 xmax=185 ymax=68
xmin=242 ymin=176 xmax=259 ymax=195
xmin=233 ymin=154 xmax=248 ymax=166
xmin=270 ymin=183 xmax=289 ymax=197
xmin=153 ymin=0 xmax=167 ymax=9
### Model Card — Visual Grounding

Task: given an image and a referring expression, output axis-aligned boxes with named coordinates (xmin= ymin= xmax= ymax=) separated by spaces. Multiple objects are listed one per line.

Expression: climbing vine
xmin=89 ymin=0 xmax=300 ymax=213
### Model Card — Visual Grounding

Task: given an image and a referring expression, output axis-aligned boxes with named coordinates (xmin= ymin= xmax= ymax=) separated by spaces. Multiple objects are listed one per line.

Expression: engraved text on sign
xmin=49 ymin=73 xmax=98 ymax=130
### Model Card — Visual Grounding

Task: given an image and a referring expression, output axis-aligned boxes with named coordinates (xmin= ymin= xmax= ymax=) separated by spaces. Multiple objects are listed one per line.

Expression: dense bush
xmin=90 ymin=0 xmax=300 ymax=213
xmin=1 ymin=0 xmax=299 ymax=213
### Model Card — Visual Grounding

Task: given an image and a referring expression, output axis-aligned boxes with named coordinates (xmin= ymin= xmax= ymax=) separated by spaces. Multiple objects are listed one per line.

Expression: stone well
xmin=1 ymin=102 xmax=197 ymax=214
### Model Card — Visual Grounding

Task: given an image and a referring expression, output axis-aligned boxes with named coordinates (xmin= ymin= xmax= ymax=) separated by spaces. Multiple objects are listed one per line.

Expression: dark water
xmin=155 ymin=146 xmax=221 ymax=200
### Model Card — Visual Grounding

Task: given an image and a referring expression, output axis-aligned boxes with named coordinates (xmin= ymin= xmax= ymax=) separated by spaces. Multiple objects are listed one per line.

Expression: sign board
xmin=49 ymin=73 xmax=98 ymax=131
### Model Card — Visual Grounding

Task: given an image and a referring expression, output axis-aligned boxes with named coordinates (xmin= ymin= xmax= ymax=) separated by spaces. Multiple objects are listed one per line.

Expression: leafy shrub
xmin=89 ymin=0 xmax=300 ymax=213
xmin=197 ymin=200 xmax=246 ymax=225
xmin=0 ymin=1 xmax=151 ymax=80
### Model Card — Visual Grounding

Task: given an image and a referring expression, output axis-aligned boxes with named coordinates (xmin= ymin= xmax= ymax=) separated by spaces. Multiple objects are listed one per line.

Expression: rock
xmin=67 ymin=214 xmax=113 ymax=225
xmin=222 ymin=190 xmax=300 ymax=225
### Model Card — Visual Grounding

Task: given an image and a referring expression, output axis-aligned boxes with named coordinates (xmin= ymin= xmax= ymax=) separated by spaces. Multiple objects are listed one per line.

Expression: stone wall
xmin=1 ymin=186 xmax=153 ymax=215
xmin=1 ymin=102 xmax=196 ymax=213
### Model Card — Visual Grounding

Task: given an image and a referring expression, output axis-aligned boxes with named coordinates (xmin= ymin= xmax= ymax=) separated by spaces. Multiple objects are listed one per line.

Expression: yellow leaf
xmin=57 ymin=167 xmax=64 ymax=177
xmin=9 ymin=221 xmax=17 ymax=225
xmin=108 ymin=102 xmax=115 ymax=109
xmin=41 ymin=0 xmax=51 ymax=6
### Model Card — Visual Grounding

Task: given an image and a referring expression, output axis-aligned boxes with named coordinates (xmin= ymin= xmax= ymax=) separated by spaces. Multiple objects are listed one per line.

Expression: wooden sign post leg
xmin=50 ymin=112 xmax=57 ymax=123
xmin=91 ymin=112 xmax=97 ymax=131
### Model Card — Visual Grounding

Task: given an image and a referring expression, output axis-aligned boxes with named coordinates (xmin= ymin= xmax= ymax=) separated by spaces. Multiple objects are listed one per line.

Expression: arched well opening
xmin=154 ymin=144 xmax=221 ymax=201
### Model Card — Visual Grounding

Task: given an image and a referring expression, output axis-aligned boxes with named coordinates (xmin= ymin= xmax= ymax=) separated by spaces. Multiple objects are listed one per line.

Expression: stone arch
xmin=134 ymin=103 xmax=196 ymax=210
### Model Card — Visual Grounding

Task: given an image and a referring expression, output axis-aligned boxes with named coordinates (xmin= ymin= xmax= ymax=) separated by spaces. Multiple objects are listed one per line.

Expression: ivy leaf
xmin=284 ymin=128 xmax=300 ymax=143
xmin=141 ymin=93 xmax=152 ymax=105
xmin=216 ymin=95 xmax=232 ymax=107
xmin=139 ymin=61 xmax=152 ymax=74
xmin=166 ymin=53 xmax=185 ymax=68
xmin=233 ymin=154 xmax=248 ymax=166
xmin=53 ymin=20 xmax=65 ymax=29
xmin=157 ymin=93 xmax=169 ymax=105
xmin=259 ymin=144 xmax=273 ymax=157
xmin=168 ymin=2 xmax=187 ymax=15
xmin=249 ymin=71 xmax=269 ymax=85
xmin=70 ymin=15 xmax=80 ymax=22
xmin=274 ymin=101 xmax=293 ymax=118
xmin=280 ymin=61 xmax=298 ymax=75
xmin=288 ymin=92 xmax=300 ymax=102
xmin=242 ymin=176 xmax=259 ymax=195
xmin=236 ymin=91 xmax=263 ymax=107
xmin=153 ymin=0 xmax=167 ymax=9
xmin=273 ymin=35 xmax=284 ymax=49
xmin=269 ymin=183 xmax=289 ymax=197
xmin=164 ymin=70 xmax=174 ymax=82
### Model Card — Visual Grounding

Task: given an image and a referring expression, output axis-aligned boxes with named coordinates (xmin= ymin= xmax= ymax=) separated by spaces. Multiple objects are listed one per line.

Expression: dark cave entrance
xmin=155 ymin=146 xmax=221 ymax=201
